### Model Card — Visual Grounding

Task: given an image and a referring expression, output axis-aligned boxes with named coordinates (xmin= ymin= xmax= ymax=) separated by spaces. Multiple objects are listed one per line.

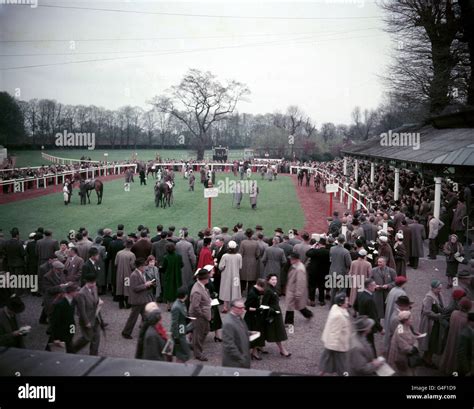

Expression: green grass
xmin=0 ymin=173 xmax=304 ymax=240
xmin=10 ymin=149 xmax=246 ymax=168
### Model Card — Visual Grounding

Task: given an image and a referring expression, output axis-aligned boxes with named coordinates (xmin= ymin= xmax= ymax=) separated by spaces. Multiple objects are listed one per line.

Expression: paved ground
xmin=10 ymin=172 xmax=469 ymax=375
xmin=19 ymin=245 xmax=466 ymax=375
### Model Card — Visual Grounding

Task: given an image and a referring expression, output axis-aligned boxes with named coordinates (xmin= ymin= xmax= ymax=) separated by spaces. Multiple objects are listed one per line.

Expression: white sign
xmin=326 ymin=183 xmax=339 ymax=193
xmin=204 ymin=188 xmax=219 ymax=198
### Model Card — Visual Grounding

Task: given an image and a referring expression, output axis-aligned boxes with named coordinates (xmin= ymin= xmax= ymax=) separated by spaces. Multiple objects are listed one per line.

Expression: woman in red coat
xmin=197 ymin=237 xmax=214 ymax=271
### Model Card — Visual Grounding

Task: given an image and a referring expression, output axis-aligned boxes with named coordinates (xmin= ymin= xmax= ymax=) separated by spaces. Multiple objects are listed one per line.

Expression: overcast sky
xmin=0 ymin=0 xmax=392 ymax=125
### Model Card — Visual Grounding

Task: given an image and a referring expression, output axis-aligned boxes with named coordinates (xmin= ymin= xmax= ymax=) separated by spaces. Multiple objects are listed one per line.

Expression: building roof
xmin=341 ymin=110 xmax=474 ymax=167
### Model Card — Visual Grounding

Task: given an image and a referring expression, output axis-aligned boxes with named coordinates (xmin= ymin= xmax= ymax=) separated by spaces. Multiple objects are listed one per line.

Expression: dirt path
xmin=290 ymin=174 xmax=346 ymax=234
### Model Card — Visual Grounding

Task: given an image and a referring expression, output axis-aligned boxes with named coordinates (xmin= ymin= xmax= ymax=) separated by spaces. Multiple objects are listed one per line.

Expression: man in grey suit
xmin=73 ymin=272 xmax=102 ymax=355
xmin=329 ymin=235 xmax=352 ymax=304
xmin=222 ymin=299 xmax=251 ymax=368
xmin=293 ymin=231 xmax=311 ymax=263
xmin=262 ymin=238 xmax=286 ymax=281
xmin=371 ymin=256 xmax=397 ymax=318
xmin=64 ymin=247 xmax=84 ymax=284
xmin=176 ymin=232 xmax=196 ymax=287
xmin=189 ymin=269 xmax=212 ymax=361
xmin=231 ymin=223 xmax=246 ymax=248
xmin=122 ymin=258 xmax=155 ymax=339
xmin=36 ymin=230 xmax=59 ymax=268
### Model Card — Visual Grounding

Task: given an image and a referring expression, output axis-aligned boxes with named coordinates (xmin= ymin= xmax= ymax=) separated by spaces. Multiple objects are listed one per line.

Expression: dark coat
xmin=262 ymin=285 xmax=287 ymax=343
xmin=222 ymin=313 xmax=251 ymax=368
xmin=25 ymin=240 xmax=38 ymax=274
xmin=306 ymin=246 xmax=331 ymax=285
xmin=36 ymin=237 xmax=59 ymax=263
xmin=4 ymin=238 xmax=25 ymax=270
xmin=81 ymin=259 xmax=99 ymax=284
xmin=353 ymin=290 xmax=382 ymax=333
xmin=50 ymin=296 xmax=76 ymax=343
xmin=244 ymin=286 xmax=265 ymax=348
xmin=42 ymin=270 xmax=68 ymax=316
xmin=142 ymin=326 xmax=167 ymax=361
xmin=131 ymin=239 xmax=152 ymax=260
xmin=0 ymin=308 xmax=24 ymax=348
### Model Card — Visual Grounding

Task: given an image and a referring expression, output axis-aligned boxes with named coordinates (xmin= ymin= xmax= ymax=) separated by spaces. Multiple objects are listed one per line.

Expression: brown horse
xmin=75 ymin=174 xmax=103 ymax=205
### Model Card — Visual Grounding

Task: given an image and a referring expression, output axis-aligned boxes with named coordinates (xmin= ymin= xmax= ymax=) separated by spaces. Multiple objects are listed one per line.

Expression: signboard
xmin=204 ymin=188 xmax=219 ymax=198
xmin=326 ymin=183 xmax=339 ymax=193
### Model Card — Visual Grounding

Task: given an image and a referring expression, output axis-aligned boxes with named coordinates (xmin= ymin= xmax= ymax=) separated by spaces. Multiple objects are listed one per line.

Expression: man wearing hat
xmin=4 ymin=228 xmax=25 ymax=276
xmin=408 ymin=216 xmax=425 ymax=269
xmin=48 ymin=283 xmax=79 ymax=353
xmin=36 ymin=229 xmax=59 ymax=268
xmin=0 ymin=295 xmax=26 ymax=348
xmin=42 ymin=260 xmax=69 ymax=324
xmin=377 ymin=234 xmax=395 ymax=270
xmin=73 ymin=272 xmax=103 ymax=355
xmin=189 ymin=269 xmax=212 ymax=361
xmin=371 ymin=256 xmax=397 ymax=318
xmin=348 ymin=249 xmax=372 ymax=307
xmin=348 ymin=316 xmax=384 ymax=376
xmin=284 ymin=252 xmax=313 ymax=326
xmin=64 ymin=247 xmax=84 ymax=285
xmin=384 ymin=295 xmax=414 ymax=356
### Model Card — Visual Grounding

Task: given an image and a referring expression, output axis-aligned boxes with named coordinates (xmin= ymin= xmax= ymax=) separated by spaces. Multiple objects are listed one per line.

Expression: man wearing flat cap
xmin=189 ymin=269 xmax=212 ymax=361
xmin=456 ymin=270 xmax=474 ymax=301
xmin=384 ymin=295 xmax=414 ymax=356
xmin=42 ymin=260 xmax=68 ymax=324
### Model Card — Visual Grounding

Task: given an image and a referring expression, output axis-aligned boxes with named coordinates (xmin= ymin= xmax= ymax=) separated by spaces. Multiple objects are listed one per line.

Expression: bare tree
xmin=153 ymin=69 xmax=250 ymax=160
xmin=381 ymin=0 xmax=463 ymax=114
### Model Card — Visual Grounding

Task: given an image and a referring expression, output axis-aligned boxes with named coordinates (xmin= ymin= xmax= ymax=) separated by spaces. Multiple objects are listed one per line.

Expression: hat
xmin=353 ymin=316 xmax=375 ymax=333
xmin=431 ymin=279 xmax=442 ymax=288
xmin=379 ymin=236 xmax=388 ymax=243
xmin=7 ymin=295 xmax=25 ymax=314
xmin=289 ymin=252 xmax=300 ymax=260
xmin=255 ymin=225 xmax=263 ymax=230
xmin=378 ymin=230 xmax=388 ymax=237
xmin=312 ymin=233 xmax=320 ymax=242
xmin=68 ymin=242 xmax=75 ymax=249
xmin=52 ymin=260 xmax=65 ymax=269
xmin=398 ymin=310 xmax=411 ymax=321
xmin=395 ymin=276 xmax=407 ymax=286
xmin=195 ymin=269 xmax=210 ymax=280
xmin=452 ymin=288 xmax=466 ymax=300
xmin=395 ymin=295 xmax=414 ymax=307
xmin=274 ymin=228 xmax=284 ymax=234
xmin=457 ymin=270 xmax=473 ymax=279
xmin=29 ymin=232 xmax=36 ymax=239
xmin=358 ymin=249 xmax=367 ymax=257
xmin=396 ymin=232 xmax=404 ymax=240
xmin=228 ymin=240 xmax=237 ymax=249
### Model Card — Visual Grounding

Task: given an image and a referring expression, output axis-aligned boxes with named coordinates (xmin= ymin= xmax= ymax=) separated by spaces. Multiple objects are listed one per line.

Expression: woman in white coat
xmin=218 ymin=241 xmax=242 ymax=313
xmin=319 ymin=292 xmax=352 ymax=375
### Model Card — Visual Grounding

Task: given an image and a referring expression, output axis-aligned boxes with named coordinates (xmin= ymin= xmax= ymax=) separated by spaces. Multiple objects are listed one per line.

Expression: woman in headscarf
xmin=443 ymin=234 xmax=464 ymax=289
xmin=418 ymin=280 xmax=446 ymax=368
xmin=388 ymin=310 xmax=419 ymax=376
xmin=135 ymin=305 xmax=168 ymax=361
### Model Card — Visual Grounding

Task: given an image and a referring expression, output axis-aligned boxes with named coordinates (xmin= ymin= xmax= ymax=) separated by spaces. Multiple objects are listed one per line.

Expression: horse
xmin=146 ymin=163 xmax=159 ymax=179
xmin=154 ymin=180 xmax=173 ymax=208
xmin=75 ymin=174 xmax=103 ymax=205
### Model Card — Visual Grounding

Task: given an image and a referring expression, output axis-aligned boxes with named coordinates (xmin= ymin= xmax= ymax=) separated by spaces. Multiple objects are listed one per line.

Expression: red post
xmin=329 ymin=192 xmax=333 ymax=216
xmin=208 ymin=198 xmax=212 ymax=229
xmin=352 ymin=197 xmax=356 ymax=214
